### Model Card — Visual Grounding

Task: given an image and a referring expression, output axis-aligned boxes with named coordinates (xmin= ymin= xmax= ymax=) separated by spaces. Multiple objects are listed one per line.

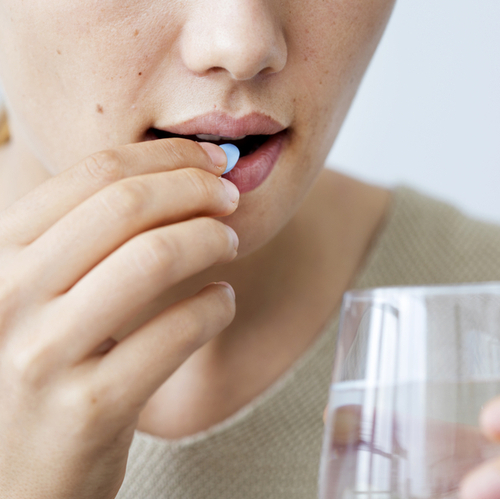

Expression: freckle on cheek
xmin=138 ymin=72 xmax=142 ymax=76
xmin=134 ymin=29 xmax=139 ymax=36
xmin=56 ymin=49 xmax=61 ymax=55
xmin=96 ymin=104 xmax=104 ymax=114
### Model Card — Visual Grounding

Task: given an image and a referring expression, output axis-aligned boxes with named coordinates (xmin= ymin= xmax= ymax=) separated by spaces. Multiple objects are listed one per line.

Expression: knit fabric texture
xmin=117 ymin=186 xmax=500 ymax=498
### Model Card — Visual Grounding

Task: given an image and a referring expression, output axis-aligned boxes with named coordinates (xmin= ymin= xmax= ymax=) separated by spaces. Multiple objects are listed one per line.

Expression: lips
xmin=160 ymin=112 xmax=285 ymax=137
xmin=145 ymin=111 xmax=288 ymax=193
xmin=221 ymin=131 xmax=286 ymax=193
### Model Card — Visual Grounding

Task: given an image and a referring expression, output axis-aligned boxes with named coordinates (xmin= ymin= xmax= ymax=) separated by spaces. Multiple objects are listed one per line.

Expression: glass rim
xmin=345 ymin=281 xmax=500 ymax=301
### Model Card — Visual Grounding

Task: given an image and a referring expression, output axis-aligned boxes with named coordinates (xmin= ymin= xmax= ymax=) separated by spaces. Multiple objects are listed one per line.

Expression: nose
xmin=180 ymin=0 xmax=287 ymax=81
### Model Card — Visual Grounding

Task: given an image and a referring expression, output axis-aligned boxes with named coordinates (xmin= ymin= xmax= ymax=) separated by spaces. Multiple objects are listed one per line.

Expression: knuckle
xmin=158 ymin=137 xmax=202 ymax=165
xmin=100 ymin=179 xmax=148 ymax=219
xmin=55 ymin=382 xmax=109 ymax=432
xmin=198 ymin=215 xmax=224 ymax=234
xmin=197 ymin=218 xmax=235 ymax=254
xmin=174 ymin=289 xmax=235 ymax=352
xmin=181 ymin=168 xmax=215 ymax=203
xmin=83 ymin=150 xmax=124 ymax=184
xmin=7 ymin=340 xmax=54 ymax=388
xmin=132 ymin=232 xmax=176 ymax=276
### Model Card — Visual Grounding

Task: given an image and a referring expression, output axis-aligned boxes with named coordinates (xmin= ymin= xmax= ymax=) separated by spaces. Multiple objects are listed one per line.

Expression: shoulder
xmin=356 ymin=186 xmax=500 ymax=288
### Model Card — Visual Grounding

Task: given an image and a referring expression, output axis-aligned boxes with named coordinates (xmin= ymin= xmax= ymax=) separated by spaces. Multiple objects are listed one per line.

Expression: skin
xmin=326 ymin=406 xmax=500 ymax=498
xmin=0 ymin=0 xmax=498 ymax=497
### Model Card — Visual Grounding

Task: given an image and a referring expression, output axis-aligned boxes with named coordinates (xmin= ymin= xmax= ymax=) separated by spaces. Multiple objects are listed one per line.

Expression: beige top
xmin=1 ymin=118 xmax=498 ymax=497
xmin=117 ymin=187 xmax=500 ymax=498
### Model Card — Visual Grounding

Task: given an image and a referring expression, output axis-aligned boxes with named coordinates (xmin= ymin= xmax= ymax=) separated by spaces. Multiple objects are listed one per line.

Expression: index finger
xmin=0 ymin=139 xmax=227 ymax=245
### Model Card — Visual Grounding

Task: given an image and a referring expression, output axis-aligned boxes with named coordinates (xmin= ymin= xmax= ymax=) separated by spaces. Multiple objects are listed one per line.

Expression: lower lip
xmin=222 ymin=131 xmax=286 ymax=193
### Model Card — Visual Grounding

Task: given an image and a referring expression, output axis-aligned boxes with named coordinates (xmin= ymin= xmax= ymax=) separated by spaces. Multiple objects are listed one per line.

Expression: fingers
xmin=0 ymin=139 xmax=227 ymax=246
xmin=459 ymin=397 xmax=500 ymax=497
xmin=55 ymin=216 xmax=238 ymax=362
xmin=480 ymin=396 xmax=500 ymax=441
xmin=21 ymin=168 xmax=239 ymax=296
xmin=330 ymin=405 xmax=363 ymax=446
xmin=95 ymin=282 xmax=236 ymax=410
xmin=460 ymin=457 xmax=500 ymax=499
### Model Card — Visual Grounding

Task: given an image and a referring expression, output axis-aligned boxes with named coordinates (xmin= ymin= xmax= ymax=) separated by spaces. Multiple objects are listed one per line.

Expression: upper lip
xmin=156 ymin=111 xmax=287 ymax=137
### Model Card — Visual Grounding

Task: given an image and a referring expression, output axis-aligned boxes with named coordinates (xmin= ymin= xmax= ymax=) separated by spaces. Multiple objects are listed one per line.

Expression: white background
xmin=2 ymin=1 xmax=500 ymax=222
xmin=327 ymin=0 xmax=500 ymax=223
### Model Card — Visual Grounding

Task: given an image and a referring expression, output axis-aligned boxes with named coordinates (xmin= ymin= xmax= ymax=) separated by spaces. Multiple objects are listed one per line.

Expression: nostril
xmin=179 ymin=5 xmax=287 ymax=81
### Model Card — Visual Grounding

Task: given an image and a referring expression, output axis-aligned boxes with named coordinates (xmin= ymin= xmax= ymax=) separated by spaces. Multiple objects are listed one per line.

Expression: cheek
xmin=229 ymin=0 xmax=395 ymax=255
xmin=287 ymin=0 xmax=395 ymax=158
xmin=0 ymin=1 xmax=183 ymax=171
xmin=291 ymin=0 xmax=395 ymax=73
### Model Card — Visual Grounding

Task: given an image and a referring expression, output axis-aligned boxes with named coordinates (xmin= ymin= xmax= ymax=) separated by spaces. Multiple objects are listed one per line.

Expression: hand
xmin=325 ymin=405 xmax=494 ymax=498
xmin=0 ymin=139 xmax=239 ymax=498
xmin=460 ymin=396 xmax=500 ymax=498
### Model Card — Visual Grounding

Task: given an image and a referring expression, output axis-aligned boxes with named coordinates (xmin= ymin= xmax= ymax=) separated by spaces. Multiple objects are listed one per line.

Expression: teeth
xmin=196 ymin=134 xmax=221 ymax=141
xmin=196 ymin=134 xmax=246 ymax=141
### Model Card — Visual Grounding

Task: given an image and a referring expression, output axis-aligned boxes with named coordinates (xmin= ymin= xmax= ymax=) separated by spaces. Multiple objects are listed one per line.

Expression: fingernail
xmin=219 ymin=178 xmax=240 ymax=204
xmin=220 ymin=144 xmax=240 ymax=175
xmin=460 ymin=465 xmax=500 ymax=499
xmin=224 ymin=224 xmax=239 ymax=251
xmin=215 ymin=281 xmax=236 ymax=300
xmin=198 ymin=142 xmax=227 ymax=168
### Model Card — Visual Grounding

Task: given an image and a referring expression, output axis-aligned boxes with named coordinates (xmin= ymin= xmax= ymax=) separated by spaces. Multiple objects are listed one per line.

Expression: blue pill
xmin=220 ymin=144 xmax=240 ymax=175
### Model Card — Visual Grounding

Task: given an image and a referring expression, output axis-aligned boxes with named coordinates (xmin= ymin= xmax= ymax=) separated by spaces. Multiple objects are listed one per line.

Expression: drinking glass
xmin=319 ymin=282 xmax=500 ymax=499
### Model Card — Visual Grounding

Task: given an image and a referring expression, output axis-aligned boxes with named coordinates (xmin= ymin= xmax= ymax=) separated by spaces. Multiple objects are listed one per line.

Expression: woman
xmin=0 ymin=0 xmax=499 ymax=497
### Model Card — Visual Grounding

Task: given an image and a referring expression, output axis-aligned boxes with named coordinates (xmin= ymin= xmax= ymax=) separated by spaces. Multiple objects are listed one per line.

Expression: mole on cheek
xmin=96 ymin=104 xmax=104 ymax=114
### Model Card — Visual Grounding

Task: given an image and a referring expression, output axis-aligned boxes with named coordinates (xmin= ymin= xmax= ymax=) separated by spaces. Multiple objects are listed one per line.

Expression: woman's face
xmin=0 ymin=0 xmax=394 ymax=256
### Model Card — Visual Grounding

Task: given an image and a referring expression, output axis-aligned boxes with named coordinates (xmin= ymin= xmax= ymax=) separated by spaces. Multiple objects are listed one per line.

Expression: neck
xmin=135 ymin=170 xmax=390 ymax=438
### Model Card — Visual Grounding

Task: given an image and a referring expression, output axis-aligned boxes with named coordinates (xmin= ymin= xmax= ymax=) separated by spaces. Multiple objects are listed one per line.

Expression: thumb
xmin=459 ymin=396 xmax=500 ymax=498
xmin=460 ymin=458 xmax=500 ymax=498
